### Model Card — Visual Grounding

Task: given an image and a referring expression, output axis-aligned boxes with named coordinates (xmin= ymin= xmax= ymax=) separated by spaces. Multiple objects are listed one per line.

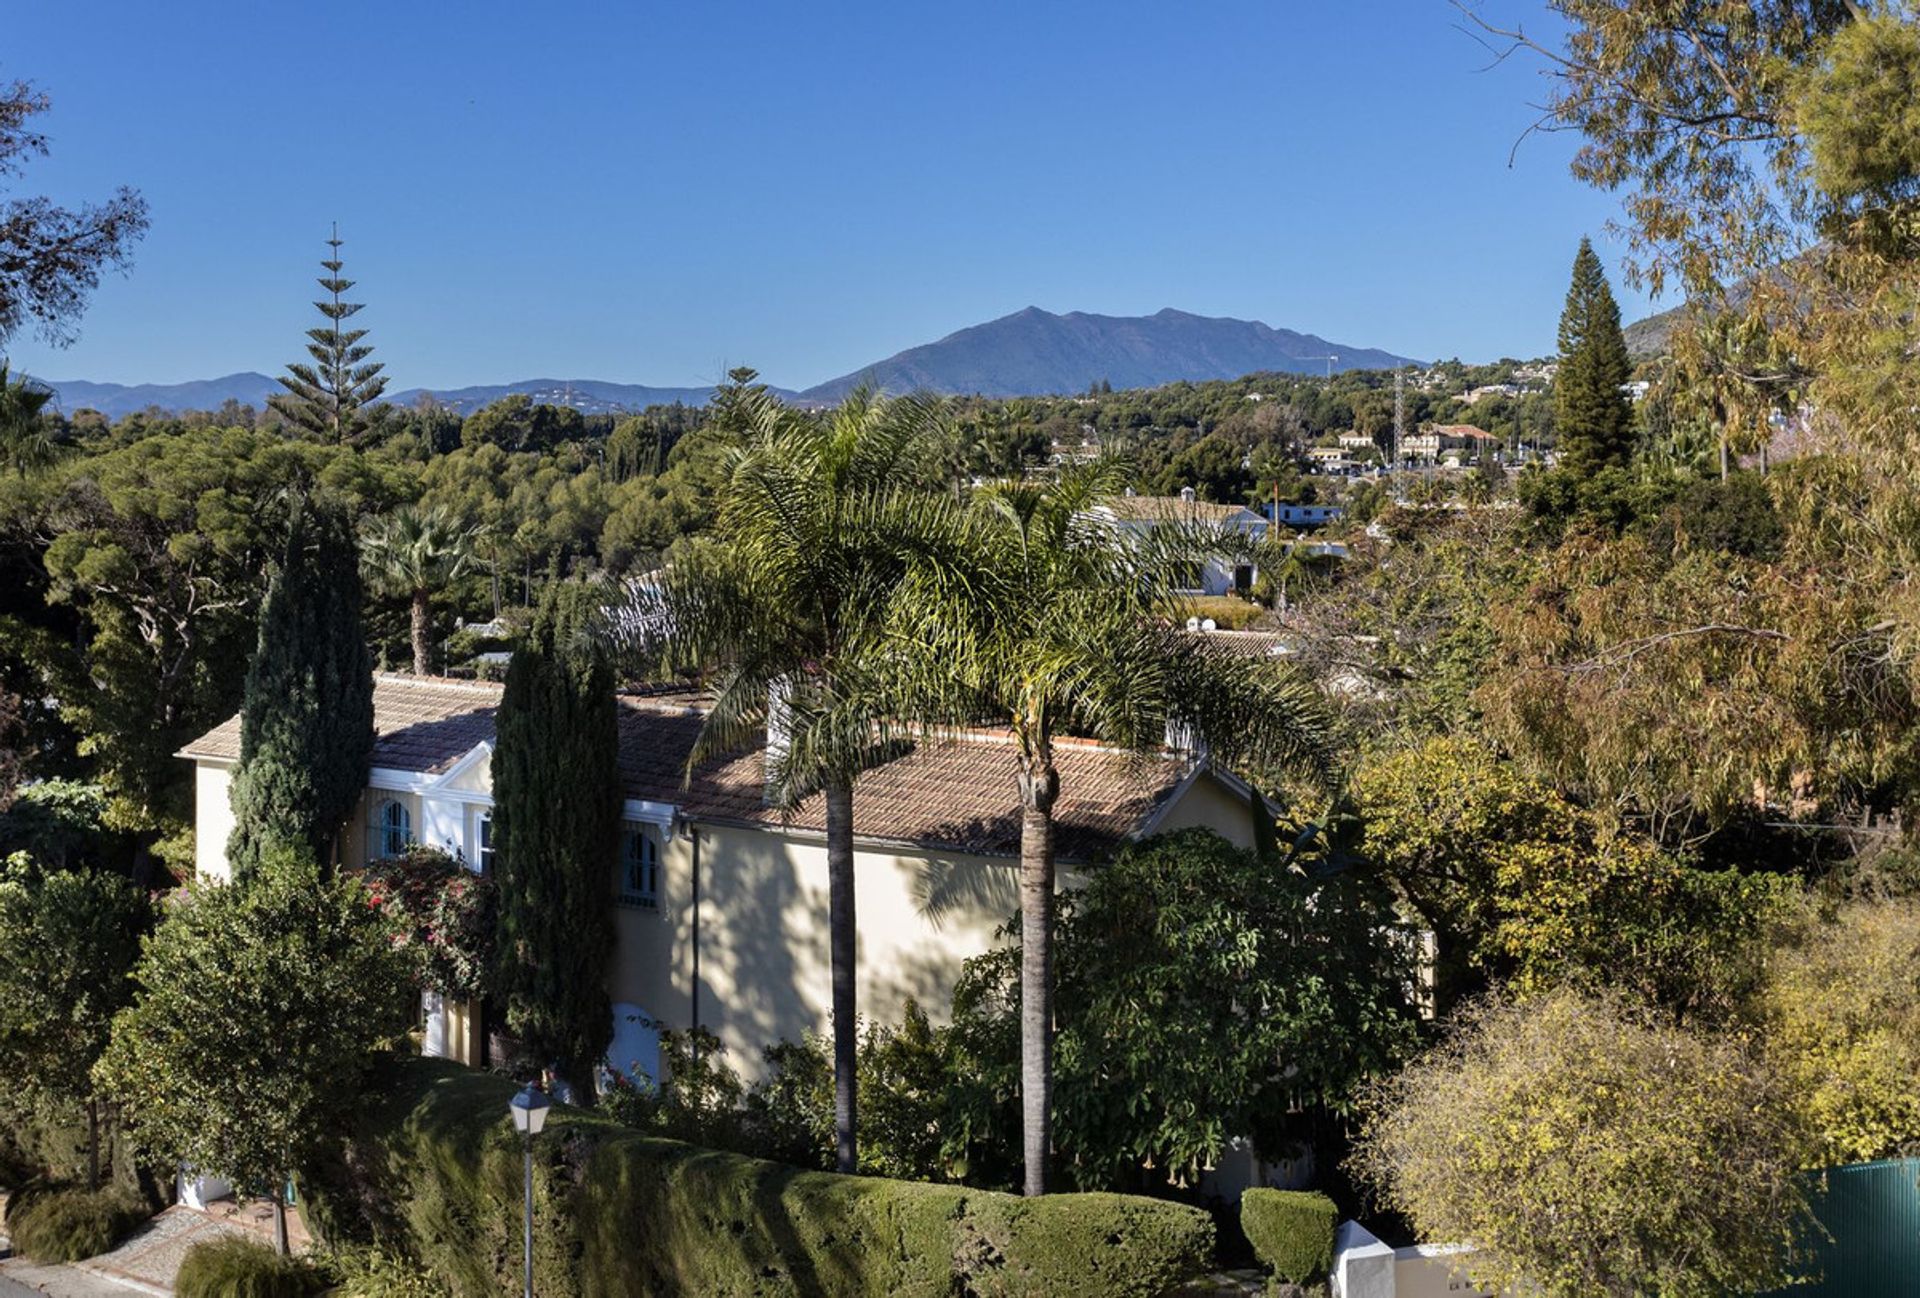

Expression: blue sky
xmin=6 ymin=1 xmax=1663 ymax=389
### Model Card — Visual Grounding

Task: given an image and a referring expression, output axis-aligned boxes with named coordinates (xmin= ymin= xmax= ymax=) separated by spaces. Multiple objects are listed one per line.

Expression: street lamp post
xmin=508 ymin=1085 xmax=550 ymax=1298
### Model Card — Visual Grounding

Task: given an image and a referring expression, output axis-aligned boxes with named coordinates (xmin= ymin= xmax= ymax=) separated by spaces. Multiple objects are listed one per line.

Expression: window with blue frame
xmin=370 ymin=798 xmax=411 ymax=860
xmin=619 ymin=823 xmax=659 ymax=909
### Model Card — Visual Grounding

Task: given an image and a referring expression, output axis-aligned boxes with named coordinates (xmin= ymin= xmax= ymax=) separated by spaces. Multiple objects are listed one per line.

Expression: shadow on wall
xmin=695 ymin=827 xmax=817 ymax=1080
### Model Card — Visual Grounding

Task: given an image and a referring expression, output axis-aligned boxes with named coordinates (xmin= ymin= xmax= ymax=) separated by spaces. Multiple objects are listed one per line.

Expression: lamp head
xmin=509 ymin=1083 xmax=550 ymax=1136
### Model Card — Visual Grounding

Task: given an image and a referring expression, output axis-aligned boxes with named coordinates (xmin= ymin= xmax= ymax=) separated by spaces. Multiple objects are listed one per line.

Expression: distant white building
xmin=1268 ymin=502 xmax=1344 ymax=529
xmin=1091 ymin=488 xmax=1267 ymax=596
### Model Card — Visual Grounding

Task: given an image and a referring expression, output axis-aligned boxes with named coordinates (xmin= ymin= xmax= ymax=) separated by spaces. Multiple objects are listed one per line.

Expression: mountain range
xmin=33 ymin=307 xmax=1424 ymax=417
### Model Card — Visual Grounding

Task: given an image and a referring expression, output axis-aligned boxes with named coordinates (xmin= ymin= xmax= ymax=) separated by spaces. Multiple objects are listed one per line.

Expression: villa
xmin=179 ymin=673 xmax=1263 ymax=1084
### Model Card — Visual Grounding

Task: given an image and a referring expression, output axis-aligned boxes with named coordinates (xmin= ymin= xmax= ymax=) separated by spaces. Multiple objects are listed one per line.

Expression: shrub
xmin=1178 ymin=594 xmax=1265 ymax=630
xmin=316 ymin=1242 xmax=450 ymax=1297
xmin=174 ymin=1236 xmax=325 ymax=1298
xmin=5 ymin=1186 xmax=144 ymax=1263
xmin=305 ymin=1055 xmax=1215 ymax=1298
xmin=1240 ymin=1189 xmax=1336 ymax=1285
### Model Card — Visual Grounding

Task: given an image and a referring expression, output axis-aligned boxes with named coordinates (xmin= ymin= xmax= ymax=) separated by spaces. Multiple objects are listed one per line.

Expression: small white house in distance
xmin=1268 ymin=502 xmax=1344 ymax=529
xmin=1089 ymin=488 xmax=1267 ymax=596
xmin=179 ymin=674 xmax=1265 ymax=1084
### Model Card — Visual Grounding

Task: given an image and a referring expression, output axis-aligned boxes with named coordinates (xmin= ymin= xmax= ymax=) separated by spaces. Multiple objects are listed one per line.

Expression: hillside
xmin=802 ymin=307 xmax=1420 ymax=402
xmin=38 ymin=371 xmax=284 ymax=419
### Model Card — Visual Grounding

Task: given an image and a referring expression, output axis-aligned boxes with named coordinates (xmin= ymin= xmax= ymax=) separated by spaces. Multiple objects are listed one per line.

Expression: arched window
xmin=619 ymin=824 xmax=659 ymax=909
xmin=370 ymin=799 xmax=412 ymax=861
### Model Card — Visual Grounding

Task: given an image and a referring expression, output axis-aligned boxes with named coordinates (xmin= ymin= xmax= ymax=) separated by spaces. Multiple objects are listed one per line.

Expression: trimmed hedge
xmin=1240 ymin=1189 xmax=1337 ymax=1286
xmin=305 ymin=1056 xmax=1214 ymax=1297
xmin=4 ymin=1185 xmax=145 ymax=1263
xmin=175 ymin=1236 xmax=325 ymax=1298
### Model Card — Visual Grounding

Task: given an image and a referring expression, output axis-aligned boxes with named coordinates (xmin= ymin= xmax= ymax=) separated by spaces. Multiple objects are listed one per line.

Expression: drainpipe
xmin=689 ymin=823 xmax=702 ymax=1069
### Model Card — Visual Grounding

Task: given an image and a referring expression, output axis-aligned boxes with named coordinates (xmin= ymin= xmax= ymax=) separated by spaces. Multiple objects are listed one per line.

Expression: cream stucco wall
xmin=193 ymin=761 xmax=235 ymax=881
xmin=614 ymin=821 xmax=1027 ymax=1085
xmin=1148 ymin=773 xmax=1258 ymax=849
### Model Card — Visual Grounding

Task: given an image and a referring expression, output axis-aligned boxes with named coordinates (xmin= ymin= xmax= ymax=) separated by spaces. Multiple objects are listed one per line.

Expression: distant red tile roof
xmin=182 ymin=675 xmax=1202 ymax=860
xmin=1430 ymin=424 xmax=1501 ymax=441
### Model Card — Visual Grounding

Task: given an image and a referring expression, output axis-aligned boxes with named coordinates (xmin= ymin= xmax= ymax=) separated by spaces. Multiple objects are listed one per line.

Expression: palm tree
xmin=362 ymin=504 xmax=476 ymax=675
xmin=906 ymin=461 xmax=1333 ymax=1195
xmin=611 ymin=382 xmax=959 ymax=1173
xmin=0 ymin=363 xmax=61 ymax=477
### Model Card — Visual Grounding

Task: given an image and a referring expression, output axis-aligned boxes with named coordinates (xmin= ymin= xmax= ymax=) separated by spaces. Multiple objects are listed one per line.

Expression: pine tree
xmin=227 ymin=495 xmax=375 ymax=879
xmin=1553 ymin=237 xmax=1635 ymax=476
xmin=270 ymin=225 xmax=389 ymax=444
xmin=491 ymin=584 xmax=620 ymax=1099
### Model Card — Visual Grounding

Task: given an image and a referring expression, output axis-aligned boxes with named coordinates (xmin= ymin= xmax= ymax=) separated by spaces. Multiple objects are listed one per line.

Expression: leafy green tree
xmin=0 ymin=855 xmax=148 ymax=1189
xmin=1554 ymin=238 xmax=1635 ymax=476
xmin=95 ymin=850 xmax=408 ymax=1254
xmin=915 ymin=461 xmax=1332 ymax=1194
xmin=226 ymin=496 xmax=374 ymax=879
xmin=491 ymin=585 xmax=620 ymax=1100
xmin=953 ymin=829 xmax=1418 ymax=1192
xmin=0 ymin=362 xmax=60 ymax=477
xmin=0 ymin=80 xmax=148 ymax=349
xmin=269 ymin=227 xmax=389 ymax=445
xmin=619 ymin=384 xmax=960 ymax=1172
xmin=361 ymin=503 xmax=475 ymax=675
xmin=1354 ymin=990 xmax=1807 ymax=1298
xmin=1351 ymin=735 xmax=1791 ymax=1018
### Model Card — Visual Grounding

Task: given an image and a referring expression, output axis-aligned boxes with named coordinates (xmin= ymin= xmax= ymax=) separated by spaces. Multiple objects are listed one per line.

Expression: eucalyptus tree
xmin=362 ymin=503 xmax=477 ymax=675
xmin=611 ymin=383 xmax=962 ymax=1173
xmin=909 ymin=461 xmax=1334 ymax=1195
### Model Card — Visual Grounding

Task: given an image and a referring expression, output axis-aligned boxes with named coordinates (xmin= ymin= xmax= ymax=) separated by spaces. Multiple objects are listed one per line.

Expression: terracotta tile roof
xmin=182 ymin=677 xmax=1200 ymax=859
xmin=177 ymin=674 xmax=501 ymax=774
xmin=616 ymin=696 xmax=1192 ymax=859
xmin=1430 ymin=424 xmax=1501 ymax=440
xmin=1098 ymin=495 xmax=1264 ymax=525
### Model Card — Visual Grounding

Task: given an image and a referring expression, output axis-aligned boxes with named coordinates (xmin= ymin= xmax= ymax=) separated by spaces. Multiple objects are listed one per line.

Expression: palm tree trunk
xmin=826 ymin=776 xmax=859 ymax=1174
xmin=1017 ymin=758 xmax=1059 ymax=1197
xmin=411 ymin=588 xmax=431 ymax=676
xmin=86 ymin=1099 xmax=100 ymax=1192
xmin=271 ymin=1185 xmax=289 ymax=1256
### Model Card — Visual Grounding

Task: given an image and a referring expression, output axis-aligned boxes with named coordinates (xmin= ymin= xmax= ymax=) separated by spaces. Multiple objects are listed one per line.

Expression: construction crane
xmin=1299 ymin=354 xmax=1340 ymax=380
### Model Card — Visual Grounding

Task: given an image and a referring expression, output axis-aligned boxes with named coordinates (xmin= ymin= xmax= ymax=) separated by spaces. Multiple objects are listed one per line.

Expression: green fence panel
xmin=1767 ymin=1158 xmax=1920 ymax=1296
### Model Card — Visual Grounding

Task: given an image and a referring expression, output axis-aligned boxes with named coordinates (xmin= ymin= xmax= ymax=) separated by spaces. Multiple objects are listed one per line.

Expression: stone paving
xmin=0 ymin=1192 xmax=307 ymax=1297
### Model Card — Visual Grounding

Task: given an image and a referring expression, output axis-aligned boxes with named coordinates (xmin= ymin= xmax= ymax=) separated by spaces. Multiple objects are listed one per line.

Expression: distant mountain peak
xmin=799 ymin=306 xmax=1419 ymax=402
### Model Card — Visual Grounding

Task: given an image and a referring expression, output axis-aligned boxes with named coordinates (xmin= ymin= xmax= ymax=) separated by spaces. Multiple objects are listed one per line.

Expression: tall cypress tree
xmin=269 ymin=225 xmax=389 ymax=444
xmin=491 ymin=584 xmax=620 ymax=1099
xmin=227 ymin=495 xmax=375 ymax=879
xmin=1554 ymin=237 xmax=1636 ymax=475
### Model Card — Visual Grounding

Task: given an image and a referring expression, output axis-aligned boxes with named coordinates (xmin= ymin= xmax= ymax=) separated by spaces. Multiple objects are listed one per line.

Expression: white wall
xmin=193 ymin=761 xmax=235 ymax=881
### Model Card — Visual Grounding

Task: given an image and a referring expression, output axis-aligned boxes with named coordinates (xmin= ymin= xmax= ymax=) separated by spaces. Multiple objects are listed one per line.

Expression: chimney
xmin=1179 ymin=486 xmax=1196 ymax=503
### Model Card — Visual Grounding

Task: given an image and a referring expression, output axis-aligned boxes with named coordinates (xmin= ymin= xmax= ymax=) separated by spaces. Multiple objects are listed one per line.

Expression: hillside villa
xmin=180 ymin=673 xmax=1263 ymax=1085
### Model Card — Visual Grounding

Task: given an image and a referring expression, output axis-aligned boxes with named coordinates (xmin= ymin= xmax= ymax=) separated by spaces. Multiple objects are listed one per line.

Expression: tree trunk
xmin=825 ymin=777 xmax=859 ymax=1174
xmin=86 ymin=1099 xmax=99 ymax=1192
xmin=411 ymin=588 xmax=431 ymax=676
xmin=271 ymin=1185 xmax=289 ymax=1257
xmin=1017 ymin=759 xmax=1059 ymax=1197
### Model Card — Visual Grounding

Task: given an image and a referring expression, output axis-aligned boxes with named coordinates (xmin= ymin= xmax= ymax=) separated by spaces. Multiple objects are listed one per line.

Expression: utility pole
xmin=1393 ymin=368 xmax=1406 ymax=498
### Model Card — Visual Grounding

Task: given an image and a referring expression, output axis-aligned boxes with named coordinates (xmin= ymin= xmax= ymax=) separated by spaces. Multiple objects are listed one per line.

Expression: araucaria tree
xmin=1553 ymin=237 xmax=1635 ymax=475
xmin=269 ymin=226 xmax=389 ymax=444
xmin=362 ymin=503 xmax=475 ymax=675
xmin=95 ymin=850 xmax=408 ymax=1255
xmin=492 ymin=585 xmax=621 ymax=1100
xmin=226 ymin=495 xmax=374 ymax=878
xmin=0 ymin=79 xmax=148 ymax=349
